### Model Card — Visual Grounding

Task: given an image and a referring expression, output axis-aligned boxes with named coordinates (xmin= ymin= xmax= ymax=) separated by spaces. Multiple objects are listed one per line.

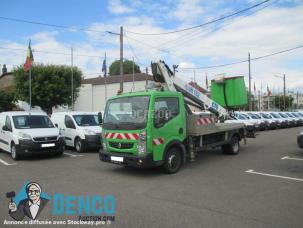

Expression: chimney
xmin=2 ymin=64 xmax=7 ymax=75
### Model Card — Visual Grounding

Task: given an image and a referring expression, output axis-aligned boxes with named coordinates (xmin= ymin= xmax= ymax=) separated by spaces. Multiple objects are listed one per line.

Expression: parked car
xmin=285 ymin=112 xmax=301 ymax=126
xmin=0 ymin=111 xmax=65 ymax=160
xmin=51 ymin=112 xmax=102 ymax=152
xmin=290 ymin=112 xmax=303 ymax=126
xmin=225 ymin=112 xmax=255 ymax=137
xmin=258 ymin=112 xmax=278 ymax=129
xmin=244 ymin=112 xmax=267 ymax=131
xmin=238 ymin=112 xmax=262 ymax=131
xmin=269 ymin=112 xmax=288 ymax=128
xmin=277 ymin=112 xmax=294 ymax=127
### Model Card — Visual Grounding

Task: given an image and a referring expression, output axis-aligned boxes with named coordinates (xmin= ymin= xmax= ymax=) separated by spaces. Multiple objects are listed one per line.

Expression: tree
xmin=273 ymin=95 xmax=294 ymax=111
xmin=13 ymin=64 xmax=83 ymax=114
xmin=0 ymin=91 xmax=16 ymax=112
xmin=109 ymin=60 xmax=141 ymax=76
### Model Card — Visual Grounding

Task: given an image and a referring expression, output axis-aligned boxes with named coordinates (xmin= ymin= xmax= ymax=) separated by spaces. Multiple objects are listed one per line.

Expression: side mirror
xmin=55 ymin=123 xmax=58 ymax=128
xmin=98 ymin=112 xmax=103 ymax=124
xmin=66 ymin=121 xmax=76 ymax=129
xmin=2 ymin=125 xmax=8 ymax=131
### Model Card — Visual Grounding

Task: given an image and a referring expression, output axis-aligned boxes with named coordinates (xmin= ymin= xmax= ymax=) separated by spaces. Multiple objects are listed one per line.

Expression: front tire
xmin=162 ymin=147 xmax=182 ymax=174
xmin=222 ymin=136 xmax=240 ymax=155
xmin=75 ymin=138 xmax=85 ymax=153
xmin=11 ymin=143 xmax=20 ymax=160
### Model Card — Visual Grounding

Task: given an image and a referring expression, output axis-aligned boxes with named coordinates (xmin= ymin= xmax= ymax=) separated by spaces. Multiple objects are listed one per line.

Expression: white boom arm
xmin=152 ymin=61 xmax=230 ymax=120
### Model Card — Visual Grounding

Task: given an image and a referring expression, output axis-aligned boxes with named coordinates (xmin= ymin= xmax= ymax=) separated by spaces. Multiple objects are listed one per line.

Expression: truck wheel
xmin=75 ymin=138 xmax=85 ymax=153
xmin=162 ymin=147 xmax=182 ymax=174
xmin=11 ymin=143 xmax=20 ymax=160
xmin=222 ymin=136 xmax=240 ymax=155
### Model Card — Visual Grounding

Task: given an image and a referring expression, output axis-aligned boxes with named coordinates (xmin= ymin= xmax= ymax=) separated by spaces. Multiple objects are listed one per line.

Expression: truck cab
xmin=100 ymin=90 xmax=187 ymax=172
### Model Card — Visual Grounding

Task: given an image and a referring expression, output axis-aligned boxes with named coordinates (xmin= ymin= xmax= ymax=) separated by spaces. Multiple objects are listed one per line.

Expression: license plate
xmin=111 ymin=156 xmax=123 ymax=162
xmin=41 ymin=143 xmax=55 ymax=148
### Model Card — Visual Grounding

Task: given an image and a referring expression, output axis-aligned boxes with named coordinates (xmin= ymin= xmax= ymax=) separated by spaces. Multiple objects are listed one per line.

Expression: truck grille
xmin=33 ymin=136 xmax=58 ymax=142
xmin=109 ymin=142 xmax=134 ymax=149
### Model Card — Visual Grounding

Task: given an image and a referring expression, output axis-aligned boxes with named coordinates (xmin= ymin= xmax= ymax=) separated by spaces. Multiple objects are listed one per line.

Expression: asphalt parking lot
xmin=0 ymin=127 xmax=303 ymax=228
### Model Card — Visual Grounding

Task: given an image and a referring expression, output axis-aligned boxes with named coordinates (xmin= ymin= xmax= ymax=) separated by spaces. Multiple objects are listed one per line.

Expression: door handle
xmin=179 ymin=128 xmax=183 ymax=134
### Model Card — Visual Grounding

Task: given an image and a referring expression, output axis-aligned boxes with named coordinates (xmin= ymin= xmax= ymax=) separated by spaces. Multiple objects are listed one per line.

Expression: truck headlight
xmin=18 ymin=132 xmax=31 ymax=140
xmin=84 ymin=129 xmax=96 ymax=135
xmin=138 ymin=131 xmax=146 ymax=154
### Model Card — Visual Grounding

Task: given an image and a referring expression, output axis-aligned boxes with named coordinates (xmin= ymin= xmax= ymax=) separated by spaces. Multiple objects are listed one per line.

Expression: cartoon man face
xmin=27 ymin=183 xmax=41 ymax=203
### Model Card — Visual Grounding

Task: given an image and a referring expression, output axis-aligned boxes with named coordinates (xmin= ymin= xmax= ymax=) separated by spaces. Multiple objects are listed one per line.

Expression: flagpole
xmin=29 ymin=67 xmax=32 ymax=113
xmin=104 ymin=52 xmax=107 ymax=102
xmin=71 ymin=47 xmax=74 ymax=111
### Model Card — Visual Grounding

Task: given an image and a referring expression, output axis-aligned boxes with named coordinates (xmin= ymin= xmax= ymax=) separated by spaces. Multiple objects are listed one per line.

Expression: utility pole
xmin=71 ymin=47 xmax=74 ymax=111
xmin=248 ymin=52 xmax=252 ymax=111
xmin=120 ymin=26 xmax=124 ymax=92
xmin=258 ymin=90 xmax=261 ymax=111
xmin=283 ymin=74 xmax=286 ymax=111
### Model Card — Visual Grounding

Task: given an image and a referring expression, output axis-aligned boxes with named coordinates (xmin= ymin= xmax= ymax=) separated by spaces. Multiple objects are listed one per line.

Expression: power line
xmin=0 ymin=46 xmax=116 ymax=58
xmin=0 ymin=16 xmax=107 ymax=34
xmin=157 ymin=0 xmax=277 ymax=50
xmin=179 ymin=44 xmax=303 ymax=70
xmin=125 ymin=0 xmax=270 ymax=35
xmin=124 ymin=33 xmax=148 ymax=68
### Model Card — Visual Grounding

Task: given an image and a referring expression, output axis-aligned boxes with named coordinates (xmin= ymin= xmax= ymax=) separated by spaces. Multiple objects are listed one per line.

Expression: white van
xmin=51 ymin=112 xmax=102 ymax=152
xmin=0 ymin=112 xmax=65 ymax=160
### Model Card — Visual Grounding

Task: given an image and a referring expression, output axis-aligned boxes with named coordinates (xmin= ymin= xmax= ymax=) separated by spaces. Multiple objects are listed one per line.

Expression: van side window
xmin=64 ymin=115 xmax=75 ymax=129
xmin=5 ymin=116 xmax=12 ymax=131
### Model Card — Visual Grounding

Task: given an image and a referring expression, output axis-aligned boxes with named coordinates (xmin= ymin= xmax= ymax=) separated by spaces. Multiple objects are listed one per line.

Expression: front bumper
xmin=16 ymin=138 xmax=65 ymax=154
xmin=99 ymin=151 xmax=162 ymax=168
xmin=297 ymin=134 xmax=303 ymax=148
xmin=83 ymin=135 xmax=101 ymax=149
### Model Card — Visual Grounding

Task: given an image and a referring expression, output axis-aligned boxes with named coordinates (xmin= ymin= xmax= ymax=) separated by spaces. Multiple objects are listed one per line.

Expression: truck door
xmin=152 ymin=96 xmax=185 ymax=161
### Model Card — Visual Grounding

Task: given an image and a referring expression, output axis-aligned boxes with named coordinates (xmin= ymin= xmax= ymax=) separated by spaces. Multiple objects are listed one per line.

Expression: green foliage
xmin=13 ymin=64 xmax=83 ymax=114
xmin=273 ymin=95 xmax=294 ymax=111
xmin=0 ymin=91 xmax=16 ymax=112
xmin=109 ymin=60 xmax=141 ymax=76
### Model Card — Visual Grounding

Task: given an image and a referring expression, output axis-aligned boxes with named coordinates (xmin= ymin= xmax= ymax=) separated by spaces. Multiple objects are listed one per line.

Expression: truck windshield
xmin=103 ymin=96 xmax=150 ymax=130
xmin=73 ymin=115 xmax=99 ymax=126
xmin=13 ymin=115 xmax=54 ymax=129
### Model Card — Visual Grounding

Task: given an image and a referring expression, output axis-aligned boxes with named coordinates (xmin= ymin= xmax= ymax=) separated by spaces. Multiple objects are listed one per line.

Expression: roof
xmin=0 ymin=72 xmax=13 ymax=79
xmin=82 ymin=73 xmax=153 ymax=85
xmin=52 ymin=111 xmax=99 ymax=115
xmin=189 ymin=81 xmax=208 ymax=94
xmin=109 ymin=89 xmax=182 ymax=100
xmin=0 ymin=111 xmax=47 ymax=116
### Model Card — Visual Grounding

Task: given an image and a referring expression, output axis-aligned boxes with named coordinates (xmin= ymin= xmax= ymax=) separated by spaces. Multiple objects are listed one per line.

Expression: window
xmin=5 ymin=116 xmax=12 ymax=131
xmin=65 ymin=115 xmax=75 ymax=129
xmin=154 ymin=97 xmax=179 ymax=128
xmin=12 ymin=115 xmax=54 ymax=129
xmin=73 ymin=115 xmax=99 ymax=126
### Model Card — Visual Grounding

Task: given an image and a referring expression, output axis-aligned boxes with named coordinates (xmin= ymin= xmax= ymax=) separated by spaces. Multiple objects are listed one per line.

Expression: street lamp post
xmin=274 ymin=74 xmax=286 ymax=111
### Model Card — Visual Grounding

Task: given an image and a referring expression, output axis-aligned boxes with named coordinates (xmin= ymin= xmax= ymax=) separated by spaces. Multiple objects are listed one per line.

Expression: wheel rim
xmin=76 ymin=140 xmax=81 ymax=151
xmin=168 ymin=154 xmax=178 ymax=170
xmin=232 ymin=141 xmax=239 ymax=152
xmin=11 ymin=146 xmax=16 ymax=159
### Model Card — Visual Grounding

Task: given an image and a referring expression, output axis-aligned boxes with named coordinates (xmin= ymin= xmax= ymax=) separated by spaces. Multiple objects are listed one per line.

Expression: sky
xmin=0 ymin=0 xmax=303 ymax=93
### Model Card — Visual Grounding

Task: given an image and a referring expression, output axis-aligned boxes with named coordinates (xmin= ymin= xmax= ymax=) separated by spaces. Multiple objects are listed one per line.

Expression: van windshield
xmin=73 ymin=115 xmax=99 ymax=126
xmin=13 ymin=115 xmax=54 ymax=129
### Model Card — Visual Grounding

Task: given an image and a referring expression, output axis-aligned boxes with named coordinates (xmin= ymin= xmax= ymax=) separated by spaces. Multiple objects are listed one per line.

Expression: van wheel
xmin=222 ymin=136 xmax=240 ymax=155
xmin=75 ymin=138 xmax=85 ymax=153
xmin=11 ymin=143 xmax=20 ymax=160
xmin=162 ymin=147 xmax=182 ymax=174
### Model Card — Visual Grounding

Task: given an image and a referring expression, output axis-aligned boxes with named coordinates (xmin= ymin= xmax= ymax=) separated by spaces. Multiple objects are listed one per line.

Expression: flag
xmin=205 ymin=74 xmax=209 ymax=89
xmin=102 ymin=55 xmax=107 ymax=77
xmin=23 ymin=40 xmax=34 ymax=71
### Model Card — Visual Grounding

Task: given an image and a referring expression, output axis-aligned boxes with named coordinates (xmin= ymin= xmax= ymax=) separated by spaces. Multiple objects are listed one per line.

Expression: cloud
xmin=108 ymin=0 xmax=134 ymax=14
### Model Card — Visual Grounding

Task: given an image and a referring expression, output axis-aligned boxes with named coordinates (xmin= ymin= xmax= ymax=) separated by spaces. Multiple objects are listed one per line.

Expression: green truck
xmin=99 ymin=61 xmax=247 ymax=174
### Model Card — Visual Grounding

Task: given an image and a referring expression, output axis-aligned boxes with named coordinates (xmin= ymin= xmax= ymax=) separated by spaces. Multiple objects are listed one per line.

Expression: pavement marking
xmin=245 ymin=169 xmax=303 ymax=182
xmin=0 ymin=158 xmax=16 ymax=166
xmin=281 ymin=156 xmax=303 ymax=161
xmin=63 ymin=152 xmax=84 ymax=158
